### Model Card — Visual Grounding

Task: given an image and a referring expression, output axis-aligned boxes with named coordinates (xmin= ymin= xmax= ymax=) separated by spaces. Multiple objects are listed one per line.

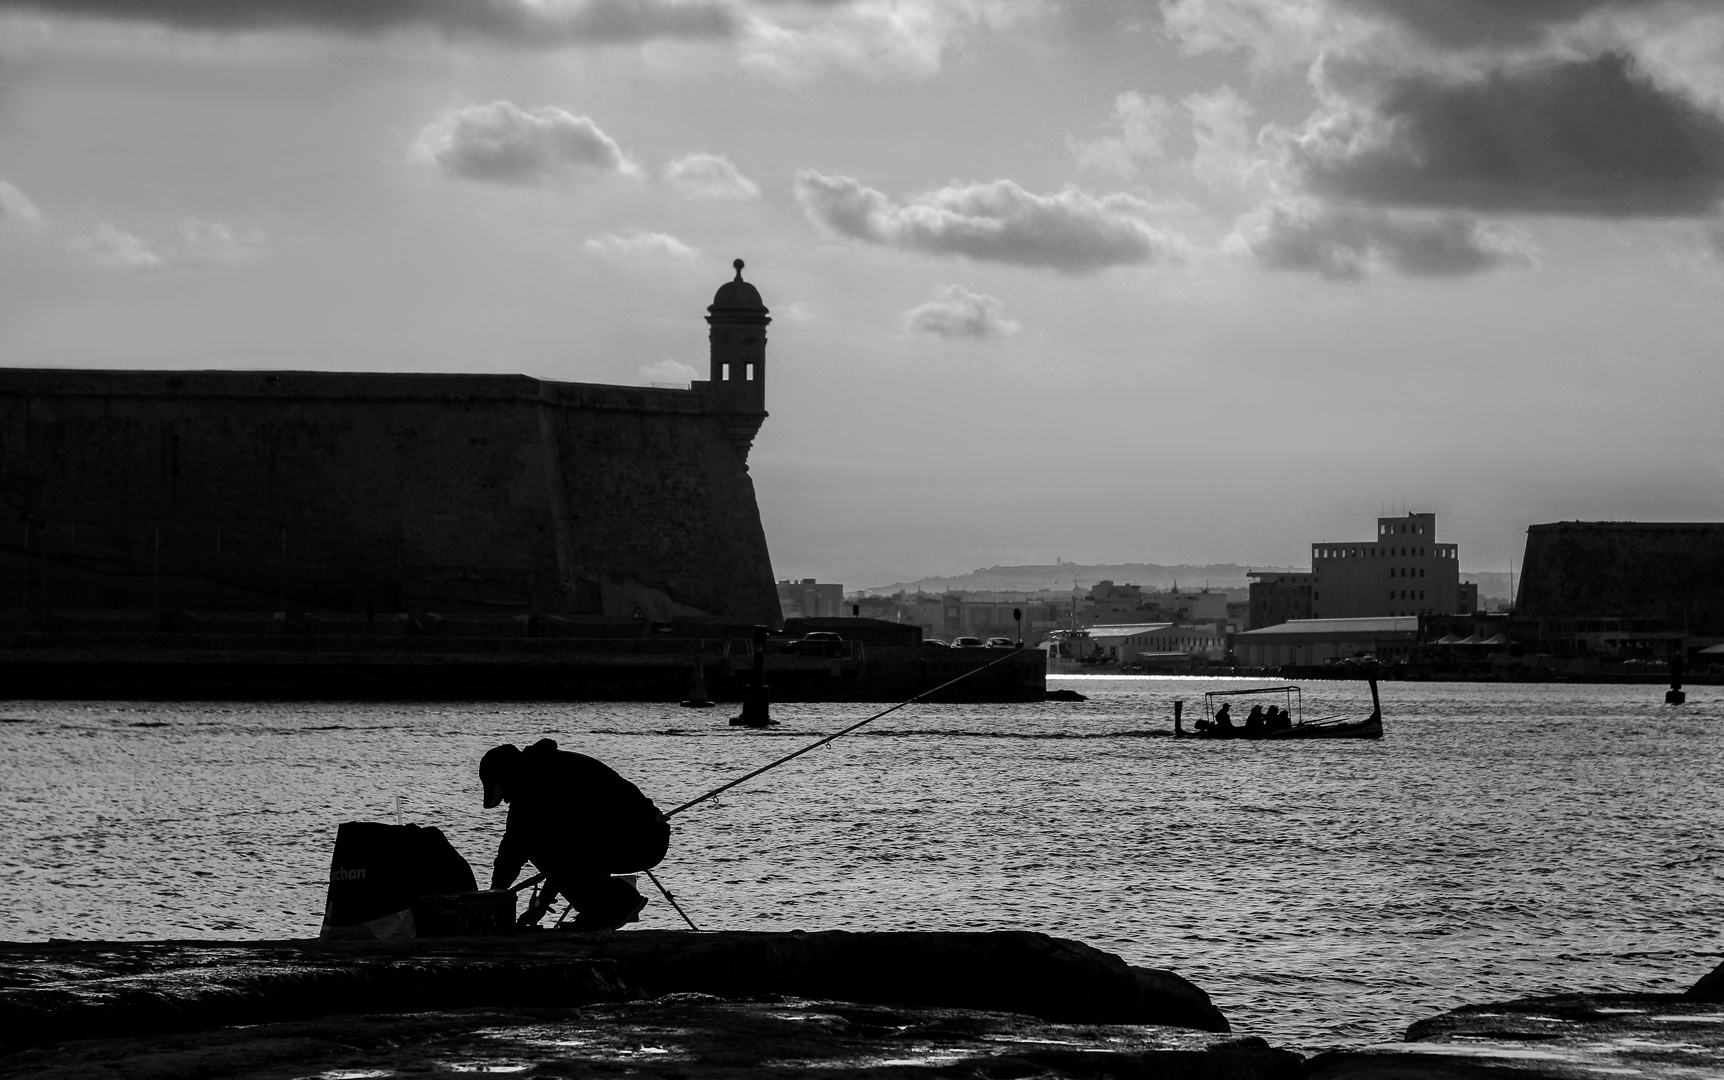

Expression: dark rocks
xmin=1685 ymin=955 xmax=1724 ymax=1001
xmin=0 ymin=940 xmax=634 ymax=1054
xmin=0 ymin=930 xmax=1226 ymax=1057
xmin=573 ymin=930 xmax=1228 ymax=1032
xmin=1306 ymin=993 xmax=1724 ymax=1079
xmin=0 ymin=996 xmax=1298 ymax=1080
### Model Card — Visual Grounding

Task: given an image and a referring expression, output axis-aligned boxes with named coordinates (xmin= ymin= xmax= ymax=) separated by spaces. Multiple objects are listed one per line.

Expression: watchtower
xmin=699 ymin=258 xmax=770 ymax=454
xmin=705 ymin=259 xmax=769 ymax=404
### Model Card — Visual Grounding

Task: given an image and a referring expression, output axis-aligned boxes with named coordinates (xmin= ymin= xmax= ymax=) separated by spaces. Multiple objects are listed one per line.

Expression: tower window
xmin=745 ymin=364 xmax=755 ymax=381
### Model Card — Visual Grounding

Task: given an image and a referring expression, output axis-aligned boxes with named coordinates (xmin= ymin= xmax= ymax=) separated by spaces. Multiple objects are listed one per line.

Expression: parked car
xmin=984 ymin=636 xmax=1016 ymax=649
xmin=922 ymin=637 xmax=951 ymax=648
xmin=951 ymin=636 xmax=983 ymax=648
xmin=788 ymin=631 xmax=846 ymax=657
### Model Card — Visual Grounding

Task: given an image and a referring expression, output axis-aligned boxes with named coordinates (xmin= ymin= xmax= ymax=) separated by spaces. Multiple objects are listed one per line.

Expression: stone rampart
xmin=0 ymin=367 xmax=778 ymax=625
xmin=1517 ymin=521 xmax=1724 ymax=633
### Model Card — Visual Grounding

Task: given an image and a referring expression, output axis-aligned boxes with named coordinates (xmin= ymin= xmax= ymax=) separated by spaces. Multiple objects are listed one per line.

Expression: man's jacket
xmin=493 ymin=739 xmax=666 ymax=887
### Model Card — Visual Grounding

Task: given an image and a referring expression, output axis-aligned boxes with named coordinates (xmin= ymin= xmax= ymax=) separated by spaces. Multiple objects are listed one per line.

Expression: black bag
xmin=320 ymin=822 xmax=477 ymax=940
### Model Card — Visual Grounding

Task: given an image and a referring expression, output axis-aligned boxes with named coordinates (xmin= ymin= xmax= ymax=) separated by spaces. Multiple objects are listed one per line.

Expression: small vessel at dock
xmin=1175 ymin=679 xmax=1383 ymax=740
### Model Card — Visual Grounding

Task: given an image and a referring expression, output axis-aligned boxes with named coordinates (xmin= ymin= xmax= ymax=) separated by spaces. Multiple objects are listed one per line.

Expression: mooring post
xmin=1667 ymin=641 xmax=1686 ymax=705
xmin=731 ymin=624 xmax=774 ymax=726
xmin=1173 ymin=699 xmax=1183 ymax=736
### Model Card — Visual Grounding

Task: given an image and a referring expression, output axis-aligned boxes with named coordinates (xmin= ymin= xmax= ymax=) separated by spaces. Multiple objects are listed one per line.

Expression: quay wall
xmin=0 ymin=369 xmax=779 ymax=626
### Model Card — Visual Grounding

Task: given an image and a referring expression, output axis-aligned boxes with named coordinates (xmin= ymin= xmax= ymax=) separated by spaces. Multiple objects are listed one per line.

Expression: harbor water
xmin=3 ymin=677 xmax=1721 ymax=1048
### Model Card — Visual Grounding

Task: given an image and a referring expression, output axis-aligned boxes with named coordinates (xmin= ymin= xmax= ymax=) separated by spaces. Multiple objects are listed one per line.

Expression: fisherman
xmin=480 ymin=738 xmax=671 ymax=931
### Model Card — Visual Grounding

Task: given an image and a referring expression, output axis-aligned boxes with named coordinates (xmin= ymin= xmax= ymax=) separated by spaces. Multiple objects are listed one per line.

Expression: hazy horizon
xmin=4 ymin=1 xmax=1722 ymax=588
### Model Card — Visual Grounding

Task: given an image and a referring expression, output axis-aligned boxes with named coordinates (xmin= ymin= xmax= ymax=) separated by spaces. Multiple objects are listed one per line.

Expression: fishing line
xmin=662 ymin=644 xmax=1036 ymax=820
xmin=503 ymin=643 xmax=1038 ymax=930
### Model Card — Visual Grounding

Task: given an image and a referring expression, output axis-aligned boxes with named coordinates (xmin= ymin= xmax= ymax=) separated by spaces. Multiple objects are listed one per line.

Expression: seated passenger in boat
xmin=1212 ymin=703 xmax=1234 ymax=734
xmin=1265 ymin=706 xmax=1292 ymax=731
xmin=1243 ymin=705 xmax=1265 ymax=734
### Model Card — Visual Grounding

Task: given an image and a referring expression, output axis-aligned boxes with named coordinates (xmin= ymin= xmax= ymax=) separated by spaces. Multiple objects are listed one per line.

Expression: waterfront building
xmin=1087 ymin=622 xmax=1226 ymax=664
xmin=1143 ymin=588 xmax=1229 ymax=623
xmin=1247 ymin=571 xmax=1314 ymax=629
xmin=1233 ymin=616 xmax=1420 ymax=667
xmin=1311 ymin=512 xmax=1462 ymax=619
xmin=778 ymin=579 xmax=844 ymax=620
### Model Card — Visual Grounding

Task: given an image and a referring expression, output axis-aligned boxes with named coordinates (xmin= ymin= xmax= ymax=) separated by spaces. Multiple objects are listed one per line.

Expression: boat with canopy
xmin=1175 ymin=678 xmax=1382 ymax=740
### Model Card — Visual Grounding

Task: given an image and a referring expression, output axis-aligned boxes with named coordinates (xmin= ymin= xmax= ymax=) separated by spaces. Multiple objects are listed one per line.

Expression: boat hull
xmin=1175 ymin=716 xmax=1381 ymax=740
xmin=1262 ymin=715 xmax=1381 ymax=739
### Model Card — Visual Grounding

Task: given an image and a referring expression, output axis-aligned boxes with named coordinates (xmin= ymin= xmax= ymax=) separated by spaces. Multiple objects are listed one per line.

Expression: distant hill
xmin=854 ymin=562 xmax=1306 ymax=596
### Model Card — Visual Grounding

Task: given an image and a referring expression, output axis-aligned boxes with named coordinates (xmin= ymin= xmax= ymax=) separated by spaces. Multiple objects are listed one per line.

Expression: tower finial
xmin=733 ymin=258 xmax=744 ymax=280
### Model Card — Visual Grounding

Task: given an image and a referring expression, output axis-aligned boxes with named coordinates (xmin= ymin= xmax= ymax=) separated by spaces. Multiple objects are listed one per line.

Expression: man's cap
xmin=480 ymin=743 xmax=521 ymax=808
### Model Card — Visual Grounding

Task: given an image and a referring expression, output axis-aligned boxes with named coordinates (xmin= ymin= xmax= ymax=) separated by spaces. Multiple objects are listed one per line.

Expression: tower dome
xmin=709 ymin=259 xmax=768 ymax=316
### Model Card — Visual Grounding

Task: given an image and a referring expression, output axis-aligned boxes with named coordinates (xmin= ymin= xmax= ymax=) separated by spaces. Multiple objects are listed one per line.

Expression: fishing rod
xmin=662 ymin=642 xmax=1039 ymax=819
xmin=503 ymin=641 xmax=1042 ymax=928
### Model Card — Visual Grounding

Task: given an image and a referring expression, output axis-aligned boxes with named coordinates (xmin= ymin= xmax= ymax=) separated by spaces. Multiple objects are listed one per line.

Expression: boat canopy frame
xmin=1203 ymin=685 xmax=1303 ymax=724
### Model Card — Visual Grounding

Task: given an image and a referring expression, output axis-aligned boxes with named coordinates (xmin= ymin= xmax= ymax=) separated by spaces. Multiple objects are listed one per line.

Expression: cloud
xmin=638 ymin=359 xmax=700 ymax=385
xmin=0 ymin=0 xmax=737 ymax=46
xmin=1330 ymin=0 xmax=1638 ymax=49
xmin=663 ymin=152 xmax=760 ymax=201
xmin=794 ymin=170 xmax=1181 ymax=273
xmin=1183 ymin=85 xmax=1260 ymax=194
xmin=175 ymin=217 xmax=268 ymax=263
xmin=903 ymin=284 xmax=1021 ymax=339
xmin=0 ymin=180 xmax=47 ymax=232
xmin=415 ymin=101 xmax=638 ymax=184
xmin=67 ymin=223 xmax=163 ymax=270
xmin=1070 ymin=91 xmax=1176 ymax=178
xmin=1233 ymin=199 xmax=1538 ymax=280
xmin=738 ymin=0 xmax=1038 ymax=80
xmin=583 ymin=228 xmax=698 ymax=262
xmin=1160 ymin=0 xmax=1363 ymax=69
xmin=64 ymin=217 xmax=270 ymax=271
xmin=1296 ymin=52 xmax=1724 ymax=217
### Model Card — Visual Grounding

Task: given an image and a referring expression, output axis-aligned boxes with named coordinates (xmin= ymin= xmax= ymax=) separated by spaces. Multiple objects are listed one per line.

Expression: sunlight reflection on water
xmin=3 ymin=677 xmax=1722 ymax=1048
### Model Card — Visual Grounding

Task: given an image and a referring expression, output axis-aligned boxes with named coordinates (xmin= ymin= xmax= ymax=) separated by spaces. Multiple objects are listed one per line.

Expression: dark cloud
xmin=1331 ymin=0 xmax=1625 ymax=48
xmin=1301 ymin=52 xmax=1724 ymax=217
xmin=1242 ymin=201 xmax=1536 ymax=280
xmin=0 ymin=0 xmax=737 ymax=44
xmin=794 ymin=170 xmax=1178 ymax=273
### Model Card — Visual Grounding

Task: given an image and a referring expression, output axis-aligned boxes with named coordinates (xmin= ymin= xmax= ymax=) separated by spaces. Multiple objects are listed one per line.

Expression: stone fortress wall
xmin=1517 ymin=521 xmax=1724 ymax=634
xmin=0 ymin=266 xmax=781 ymax=628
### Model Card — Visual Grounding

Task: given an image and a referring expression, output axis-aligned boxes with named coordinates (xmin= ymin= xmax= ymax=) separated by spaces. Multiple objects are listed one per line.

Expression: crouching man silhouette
xmin=481 ymin=739 xmax=670 ymax=931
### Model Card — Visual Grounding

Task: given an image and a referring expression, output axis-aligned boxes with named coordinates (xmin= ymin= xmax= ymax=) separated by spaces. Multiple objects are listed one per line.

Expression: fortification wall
xmin=1517 ymin=521 xmax=1724 ymax=633
xmin=0 ymin=368 xmax=779 ymax=625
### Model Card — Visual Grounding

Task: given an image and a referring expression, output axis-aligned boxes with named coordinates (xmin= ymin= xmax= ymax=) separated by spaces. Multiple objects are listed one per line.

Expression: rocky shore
xmin=2 ymin=930 xmax=1721 ymax=1079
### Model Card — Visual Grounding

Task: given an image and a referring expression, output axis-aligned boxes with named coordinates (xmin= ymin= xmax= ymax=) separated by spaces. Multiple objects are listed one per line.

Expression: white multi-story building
xmin=1311 ymin=512 xmax=1462 ymax=619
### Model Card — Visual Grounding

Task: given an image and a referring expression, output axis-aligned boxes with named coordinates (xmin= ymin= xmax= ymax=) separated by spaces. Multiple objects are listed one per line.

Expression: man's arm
xmin=491 ymin=821 xmax=529 ymax=891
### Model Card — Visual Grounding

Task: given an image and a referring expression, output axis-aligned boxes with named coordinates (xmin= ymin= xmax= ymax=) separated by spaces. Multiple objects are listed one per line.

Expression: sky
xmin=2 ymin=0 xmax=1723 ymax=590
